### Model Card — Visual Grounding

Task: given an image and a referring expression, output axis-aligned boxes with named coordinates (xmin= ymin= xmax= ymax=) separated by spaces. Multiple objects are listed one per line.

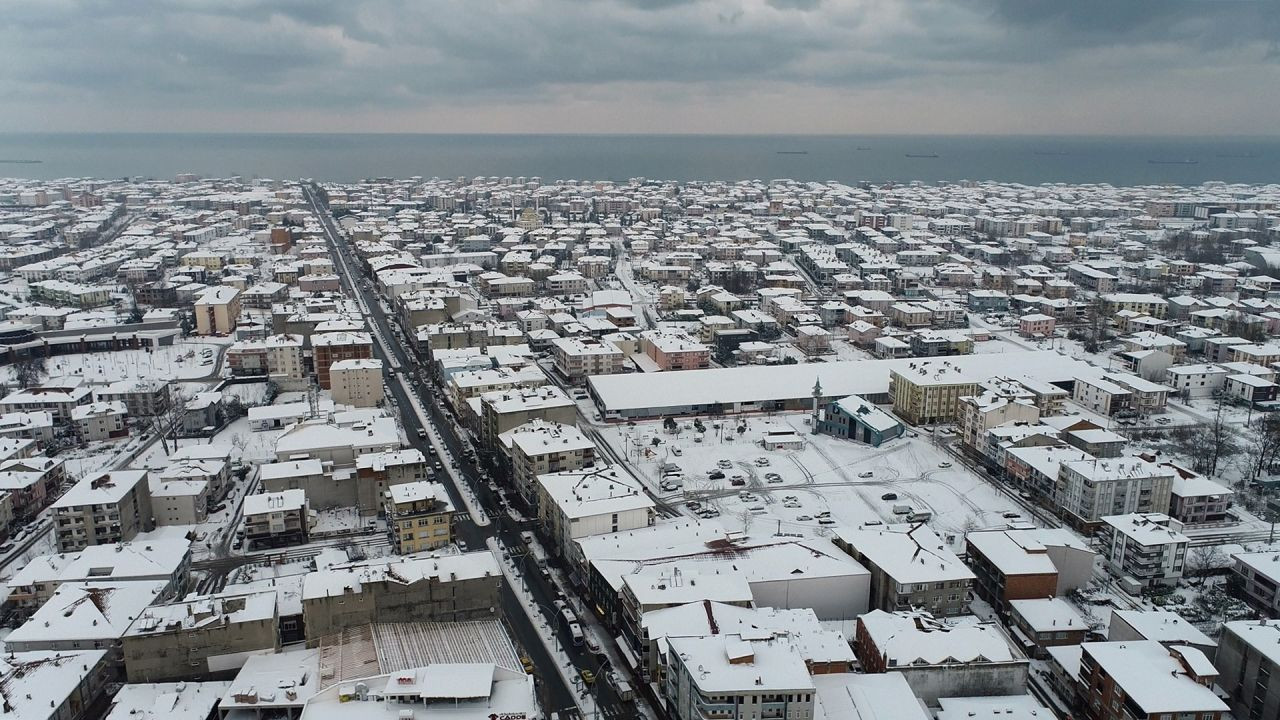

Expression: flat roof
xmin=589 ymin=350 xmax=1096 ymax=413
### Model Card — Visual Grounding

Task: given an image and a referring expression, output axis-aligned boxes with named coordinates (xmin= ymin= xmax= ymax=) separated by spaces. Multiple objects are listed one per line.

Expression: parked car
xmin=717 ymin=459 xmax=733 ymax=469
xmin=881 ymin=492 xmax=898 ymax=501
xmin=730 ymin=477 xmax=746 ymax=486
xmin=937 ymin=461 xmax=953 ymax=469
xmin=796 ymin=515 xmax=813 ymax=521
xmin=764 ymin=473 xmax=782 ymax=483
xmin=707 ymin=470 xmax=725 ymax=480
xmin=858 ymin=471 xmax=874 ymax=479
xmin=754 ymin=457 xmax=770 ymax=467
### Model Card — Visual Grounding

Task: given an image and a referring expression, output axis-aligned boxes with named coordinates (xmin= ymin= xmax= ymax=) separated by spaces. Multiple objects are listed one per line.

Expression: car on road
xmin=520 ymin=656 xmax=535 ymax=674
xmin=881 ymin=492 xmax=898 ymax=501
xmin=580 ymin=669 xmax=596 ymax=685
xmin=520 ymin=531 xmax=535 ymax=545
xmin=1002 ymin=511 xmax=1021 ymax=519
xmin=937 ymin=461 xmax=953 ymax=469
xmin=417 ymin=428 xmax=428 ymax=438
xmin=858 ymin=471 xmax=874 ymax=479
xmin=231 ymin=538 xmax=243 ymax=550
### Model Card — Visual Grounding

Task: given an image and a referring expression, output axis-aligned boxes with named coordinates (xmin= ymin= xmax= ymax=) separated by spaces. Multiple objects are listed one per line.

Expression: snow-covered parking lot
xmin=597 ymin=412 xmax=1035 ymax=549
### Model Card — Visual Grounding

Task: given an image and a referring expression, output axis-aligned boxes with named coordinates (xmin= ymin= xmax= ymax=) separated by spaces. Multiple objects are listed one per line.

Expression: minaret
xmin=811 ymin=377 xmax=823 ymax=433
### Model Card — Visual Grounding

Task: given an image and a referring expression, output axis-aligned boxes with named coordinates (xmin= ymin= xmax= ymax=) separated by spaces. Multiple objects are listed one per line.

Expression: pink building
xmin=1019 ymin=313 xmax=1056 ymax=338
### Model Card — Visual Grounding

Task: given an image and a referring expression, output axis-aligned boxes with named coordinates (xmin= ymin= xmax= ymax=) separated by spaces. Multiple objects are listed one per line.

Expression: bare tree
xmin=13 ymin=356 xmax=47 ymax=389
xmin=1244 ymin=413 xmax=1280 ymax=479
xmin=149 ymin=384 xmax=187 ymax=454
xmin=1185 ymin=545 xmax=1226 ymax=583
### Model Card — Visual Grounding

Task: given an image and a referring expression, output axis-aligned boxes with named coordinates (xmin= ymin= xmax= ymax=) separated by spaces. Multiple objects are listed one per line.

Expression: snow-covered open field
xmin=0 ymin=340 xmax=230 ymax=386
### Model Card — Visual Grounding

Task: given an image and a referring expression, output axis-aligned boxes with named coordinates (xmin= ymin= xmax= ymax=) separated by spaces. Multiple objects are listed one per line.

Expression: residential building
xmin=95 ymin=379 xmax=172 ymax=417
xmin=71 ymin=400 xmax=129 ymax=442
xmin=1217 ymin=619 xmax=1280 ymax=720
xmin=1056 ymin=456 xmax=1175 ymax=530
xmin=832 ymin=524 xmax=975 ymax=617
xmin=855 ymin=610 xmax=1028 ymax=705
xmin=300 ymin=551 xmax=502 ymax=642
xmin=502 ymin=419 xmax=597 ymax=507
xmin=0 ymin=650 xmax=111 ymax=720
xmin=1007 ymin=597 xmax=1087 ymax=658
xmin=384 ymin=480 xmax=455 ymax=553
xmin=1232 ymin=551 xmax=1280 ymax=615
xmin=52 ymin=470 xmax=154 ymax=552
xmin=1100 ymin=512 xmax=1188 ymax=589
xmin=551 ymin=336 xmax=624 ymax=382
xmin=664 ymin=633 xmax=816 ymax=720
xmin=536 ymin=465 xmax=655 ymax=565
xmin=480 ymin=385 xmax=577 ymax=447
xmin=122 ymin=590 xmax=280 ymax=682
xmin=311 ymin=331 xmax=374 ymax=389
xmin=243 ymin=489 xmax=312 ymax=549
xmin=193 ymin=286 xmax=241 ymax=335
xmin=354 ymin=448 xmax=429 ymax=515
xmin=889 ymin=360 xmax=979 ymax=425
xmin=965 ymin=527 xmax=1096 ymax=617
xmin=1077 ymin=641 xmax=1226 ymax=720
xmin=639 ymin=328 xmax=711 ymax=371
xmin=329 ymin=357 xmax=385 ymax=407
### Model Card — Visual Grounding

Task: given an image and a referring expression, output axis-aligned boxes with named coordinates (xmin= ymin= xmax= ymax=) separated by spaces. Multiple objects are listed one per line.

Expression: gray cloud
xmin=0 ymin=0 xmax=1276 ymax=133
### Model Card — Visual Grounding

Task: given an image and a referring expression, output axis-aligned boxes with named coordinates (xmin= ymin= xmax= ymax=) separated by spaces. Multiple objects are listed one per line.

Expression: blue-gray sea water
xmin=0 ymin=133 xmax=1276 ymax=186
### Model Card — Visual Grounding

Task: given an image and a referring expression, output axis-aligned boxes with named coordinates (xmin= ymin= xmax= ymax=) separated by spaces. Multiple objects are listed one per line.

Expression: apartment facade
xmin=52 ymin=470 xmax=154 ymax=552
xmin=384 ymin=480 xmax=455 ymax=553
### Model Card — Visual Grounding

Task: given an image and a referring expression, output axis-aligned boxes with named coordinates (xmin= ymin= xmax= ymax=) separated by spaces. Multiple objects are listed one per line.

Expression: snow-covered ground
xmin=598 ymin=412 xmax=1032 ymax=549
xmin=1 ymin=340 xmax=230 ymax=386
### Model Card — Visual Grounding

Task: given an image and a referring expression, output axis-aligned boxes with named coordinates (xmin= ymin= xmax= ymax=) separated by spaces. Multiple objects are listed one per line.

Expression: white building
xmin=536 ymin=465 xmax=655 ymax=565
xmin=1101 ymin=512 xmax=1189 ymax=589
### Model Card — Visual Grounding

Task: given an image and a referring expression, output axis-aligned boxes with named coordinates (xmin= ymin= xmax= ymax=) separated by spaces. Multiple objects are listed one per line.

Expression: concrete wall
xmin=750 ymin=573 xmax=869 ymax=621
xmin=123 ymin=616 xmax=279 ymax=682
xmin=302 ymin=574 xmax=501 ymax=644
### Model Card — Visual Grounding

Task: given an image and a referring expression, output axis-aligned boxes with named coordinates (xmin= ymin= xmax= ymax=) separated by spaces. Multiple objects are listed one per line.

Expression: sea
xmin=0 ymin=133 xmax=1277 ymax=187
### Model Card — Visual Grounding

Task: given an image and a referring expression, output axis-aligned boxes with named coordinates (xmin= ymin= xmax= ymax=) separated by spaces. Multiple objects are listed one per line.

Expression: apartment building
xmin=329 ymin=358 xmax=385 ymax=407
xmin=311 ymin=331 xmax=374 ymax=389
xmin=94 ymin=379 xmax=171 ymax=417
xmin=354 ymin=448 xmax=429 ymax=515
xmin=664 ymin=633 xmax=816 ymax=720
xmin=71 ymin=400 xmax=129 ymax=442
xmin=243 ymin=489 xmax=312 ymax=549
xmin=1056 ymin=456 xmax=1175 ymax=531
xmin=833 ymin=524 xmax=975 ymax=617
xmin=1077 ymin=641 xmax=1226 ymax=720
xmin=52 ymin=470 xmax=154 ymax=552
xmin=1217 ymin=620 xmax=1280 ymax=720
xmin=122 ymin=590 xmax=280 ymax=682
xmin=300 ymin=551 xmax=502 ymax=642
xmin=1100 ymin=513 xmax=1188 ymax=589
xmin=193 ymin=286 xmax=241 ymax=335
xmin=638 ymin=328 xmax=711 ymax=371
xmin=965 ymin=527 xmax=1096 ymax=617
xmin=889 ymin=360 xmax=979 ymax=425
xmin=480 ymin=386 xmax=577 ymax=447
xmin=503 ymin=420 xmax=597 ymax=507
xmin=1232 ymin=551 xmax=1280 ymax=615
xmin=384 ymin=480 xmax=455 ymax=553
xmin=536 ymin=465 xmax=655 ymax=565
xmin=550 ymin=336 xmax=625 ymax=382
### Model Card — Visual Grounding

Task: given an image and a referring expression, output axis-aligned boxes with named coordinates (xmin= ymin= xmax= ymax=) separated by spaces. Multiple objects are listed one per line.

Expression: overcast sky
xmin=3 ymin=0 xmax=1278 ymax=135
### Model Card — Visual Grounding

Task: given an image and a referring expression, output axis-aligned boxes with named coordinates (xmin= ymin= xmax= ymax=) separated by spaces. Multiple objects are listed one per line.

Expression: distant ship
xmin=775 ymin=151 xmax=809 ymax=155
xmin=1217 ymin=153 xmax=1259 ymax=159
xmin=904 ymin=153 xmax=939 ymax=158
xmin=1033 ymin=151 xmax=1069 ymax=156
xmin=855 ymin=146 xmax=871 ymax=151
xmin=1147 ymin=159 xmax=1198 ymax=165
xmin=0 ymin=159 xmax=42 ymax=164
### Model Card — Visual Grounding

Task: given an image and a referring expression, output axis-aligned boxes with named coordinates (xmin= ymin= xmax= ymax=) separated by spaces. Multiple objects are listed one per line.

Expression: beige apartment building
xmin=384 ymin=480 xmax=455 ymax=553
xmin=889 ymin=361 xmax=979 ymax=425
xmin=193 ymin=286 xmax=242 ymax=335
xmin=504 ymin=420 xmax=597 ymax=508
xmin=551 ymin=337 xmax=625 ymax=382
xmin=329 ymin=358 xmax=385 ymax=407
